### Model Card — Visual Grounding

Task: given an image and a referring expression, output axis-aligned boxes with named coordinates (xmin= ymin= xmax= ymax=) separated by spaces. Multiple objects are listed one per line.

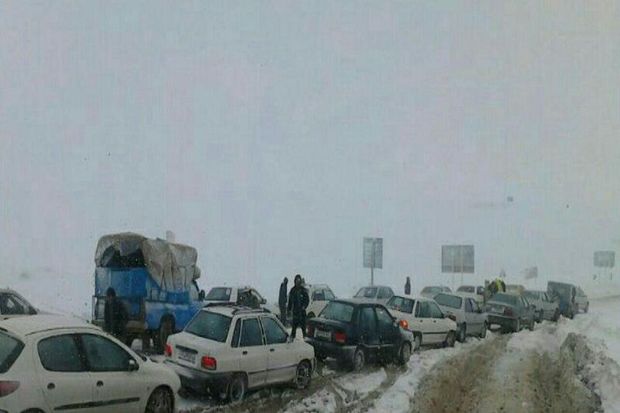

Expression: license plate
xmin=316 ymin=330 xmax=331 ymax=340
xmin=178 ymin=350 xmax=196 ymax=364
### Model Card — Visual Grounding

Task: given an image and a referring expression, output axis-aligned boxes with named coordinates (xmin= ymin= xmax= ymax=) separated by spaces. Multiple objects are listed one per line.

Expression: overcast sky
xmin=1 ymin=1 xmax=619 ymax=307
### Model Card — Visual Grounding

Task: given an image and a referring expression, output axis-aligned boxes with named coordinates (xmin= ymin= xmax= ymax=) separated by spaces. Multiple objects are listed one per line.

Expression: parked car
xmin=306 ymin=299 xmax=413 ymax=371
xmin=485 ymin=292 xmax=535 ymax=333
xmin=420 ymin=286 xmax=452 ymax=299
xmin=575 ymin=287 xmax=589 ymax=313
xmin=456 ymin=285 xmax=485 ymax=303
xmin=305 ymin=284 xmax=337 ymax=319
xmin=547 ymin=281 xmax=579 ymax=319
xmin=433 ymin=293 xmax=488 ymax=342
xmin=385 ymin=295 xmax=457 ymax=350
xmin=523 ymin=290 xmax=560 ymax=322
xmin=0 ymin=288 xmax=39 ymax=320
xmin=204 ymin=286 xmax=267 ymax=309
xmin=353 ymin=285 xmax=395 ymax=305
xmin=0 ymin=315 xmax=180 ymax=413
xmin=165 ymin=306 xmax=314 ymax=403
xmin=92 ymin=233 xmax=205 ymax=352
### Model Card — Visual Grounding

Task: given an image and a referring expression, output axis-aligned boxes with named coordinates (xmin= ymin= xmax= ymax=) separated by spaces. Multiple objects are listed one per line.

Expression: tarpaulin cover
xmin=94 ymin=232 xmax=201 ymax=291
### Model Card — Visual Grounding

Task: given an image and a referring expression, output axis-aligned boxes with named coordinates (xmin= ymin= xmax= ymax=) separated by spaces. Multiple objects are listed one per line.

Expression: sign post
xmin=441 ymin=245 xmax=475 ymax=290
xmin=363 ymin=237 xmax=383 ymax=286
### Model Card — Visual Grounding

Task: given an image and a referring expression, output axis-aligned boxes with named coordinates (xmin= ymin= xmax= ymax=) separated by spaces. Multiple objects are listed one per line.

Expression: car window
xmin=428 ymin=302 xmax=444 ymax=318
xmin=312 ymin=290 xmax=326 ymax=301
xmin=470 ymin=300 xmax=480 ymax=313
xmin=375 ymin=306 xmax=394 ymax=329
xmin=523 ymin=291 xmax=538 ymax=301
xmin=0 ymin=332 xmax=24 ymax=373
xmin=489 ymin=293 xmax=518 ymax=306
xmin=240 ymin=318 xmax=264 ymax=347
xmin=81 ymin=334 xmax=133 ymax=372
xmin=231 ymin=319 xmax=241 ymax=348
xmin=206 ymin=287 xmax=232 ymax=301
xmin=386 ymin=296 xmax=415 ymax=314
xmin=359 ymin=306 xmax=377 ymax=333
xmin=320 ymin=301 xmax=355 ymax=323
xmin=261 ymin=317 xmax=288 ymax=344
xmin=324 ymin=289 xmax=336 ymax=300
xmin=464 ymin=299 xmax=474 ymax=313
xmin=434 ymin=294 xmax=462 ymax=309
xmin=0 ymin=293 xmax=27 ymax=315
xmin=355 ymin=287 xmax=378 ymax=298
xmin=38 ymin=335 xmax=85 ymax=372
xmin=418 ymin=301 xmax=431 ymax=318
xmin=185 ymin=311 xmax=232 ymax=343
xmin=377 ymin=288 xmax=393 ymax=299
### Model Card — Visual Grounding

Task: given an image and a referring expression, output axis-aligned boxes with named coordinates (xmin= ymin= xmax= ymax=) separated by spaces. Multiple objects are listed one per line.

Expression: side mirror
xmin=128 ymin=359 xmax=139 ymax=372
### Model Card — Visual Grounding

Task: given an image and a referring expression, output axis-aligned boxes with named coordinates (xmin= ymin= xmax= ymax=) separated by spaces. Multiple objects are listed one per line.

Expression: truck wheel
xmin=156 ymin=318 xmax=174 ymax=354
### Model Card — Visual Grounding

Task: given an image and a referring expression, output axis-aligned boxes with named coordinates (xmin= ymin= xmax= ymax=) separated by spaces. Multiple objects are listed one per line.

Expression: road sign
xmin=441 ymin=245 xmax=475 ymax=273
xmin=594 ymin=251 xmax=615 ymax=268
xmin=363 ymin=238 xmax=383 ymax=269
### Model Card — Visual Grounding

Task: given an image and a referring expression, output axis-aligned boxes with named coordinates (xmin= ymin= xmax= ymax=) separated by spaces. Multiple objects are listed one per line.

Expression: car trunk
xmin=168 ymin=332 xmax=227 ymax=370
xmin=307 ymin=318 xmax=353 ymax=344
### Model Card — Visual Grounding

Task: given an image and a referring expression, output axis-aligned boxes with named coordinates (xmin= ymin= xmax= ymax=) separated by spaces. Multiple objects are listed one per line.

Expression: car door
xmin=234 ymin=317 xmax=268 ymax=389
xmin=375 ymin=305 xmax=399 ymax=358
xmin=260 ymin=316 xmax=295 ymax=384
xmin=428 ymin=301 xmax=450 ymax=340
xmin=467 ymin=299 xmax=484 ymax=334
xmin=415 ymin=301 xmax=435 ymax=343
xmin=35 ymin=333 xmax=95 ymax=413
xmin=358 ymin=305 xmax=380 ymax=348
xmin=80 ymin=333 xmax=142 ymax=413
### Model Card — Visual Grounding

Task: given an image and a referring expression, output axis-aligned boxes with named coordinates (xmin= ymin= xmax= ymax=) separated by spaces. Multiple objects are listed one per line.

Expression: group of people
xmin=279 ymin=274 xmax=310 ymax=339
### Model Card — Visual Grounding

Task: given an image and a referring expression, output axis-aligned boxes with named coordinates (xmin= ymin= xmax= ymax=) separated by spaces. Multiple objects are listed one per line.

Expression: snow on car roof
xmin=0 ymin=315 xmax=97 ymax=336
xmin=390 ymin=295 xmax=430 ymax=302
xmin=201 ymin=305 xmax=270 ymax=317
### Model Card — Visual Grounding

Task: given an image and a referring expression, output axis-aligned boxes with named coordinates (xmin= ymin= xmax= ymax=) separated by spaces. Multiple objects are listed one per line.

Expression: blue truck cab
xmin=92 ymin=233 xmax=205 ymax=351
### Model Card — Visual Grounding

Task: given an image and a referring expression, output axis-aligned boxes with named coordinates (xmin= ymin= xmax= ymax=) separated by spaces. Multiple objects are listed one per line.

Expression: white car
xmin=385 ymin=295 xmax=457 ymax=350
xmin=353 ymin=285 xmax=394 ymax=305
xmin=0 ymin=315 xmax=180 ymax=413
xmin=419 ymin=286 xmax=452 ymax=299
xmin=305 ymin=284 xmax=336 ymax=319
xmin=433 ymin=292 xmax=488 ymax=342
xmin=164 ymin=306 xmax=315 ymax=403
xmin=0 ymin=288 xmax=39 ymax=320
xmin=456 ymin=285 xmax=485 ymax=304
xmin=523 ymin=290 xmax=560 ymax=322
xmin=203 ymin=286 xmax=267 ymax=309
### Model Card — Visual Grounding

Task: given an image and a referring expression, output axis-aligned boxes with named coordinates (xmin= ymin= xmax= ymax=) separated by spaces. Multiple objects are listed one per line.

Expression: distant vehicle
xmin=420 ymin=286 xmax=452 ymax=299
xmin=547 ymin=281 xmax=579 ymax=319
xmin=0 ymin=315 xmax=180 ymax=413
xmin=306 ymin=299 xmax=414 ymax=371
xmin=91 ymin=233 xmax=205 ymax=352
xmin=575 ymin=287 xmax=589 ymax=313
xmin=0 ymin=288 xmax=39 ymax=320
xmin=434 ymin=293 xmax=488 ymax=342
xmin=456 ymin=285 xmax=485 ymax=303
xmin=385 ymin=295 xmax=457 ymax=350
xmin=165 ymin=306 xmax=314 ymax=403
xmin=305 ymin=284 xmax=337 ymax=319
xmin=485 ymin=292 xmax=535 ymax=333
xmin=203 ymin=286 xmax=267 ymax=309
xmin=505 ymin=284 xmax=525 ymax=295
xmin=523 ymin=290 xmax=560 ymax=322
xmin=353 ymin=286 xmax=394 ymax=305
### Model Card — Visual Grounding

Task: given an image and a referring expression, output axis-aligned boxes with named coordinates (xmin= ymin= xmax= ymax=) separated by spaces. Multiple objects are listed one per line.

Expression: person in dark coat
xmin=279 ymin=277 xmax=289 ymax=325
xmin=104 ymin=287 xmax=128 ymax=340
xmin=404 ymin=277 xmax=411 ymax=295
xmin=288 ymin=274 xmax=309 ymax=339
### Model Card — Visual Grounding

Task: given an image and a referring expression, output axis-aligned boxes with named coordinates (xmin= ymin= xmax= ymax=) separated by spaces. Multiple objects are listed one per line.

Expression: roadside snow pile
xmin=333 ymin=368 xmax=387 ymax=400
xmin=282 ymin=389 xmax=339 ymax=413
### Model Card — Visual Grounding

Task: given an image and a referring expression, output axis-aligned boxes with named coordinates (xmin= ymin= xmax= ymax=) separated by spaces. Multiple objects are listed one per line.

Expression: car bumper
xmin=305 ymin=338 xmax=357 ymax=361
xmin=487 ymin=314 xmax=518 ymax=331
xmin=164 ymin=360 xmax=231 ymax=394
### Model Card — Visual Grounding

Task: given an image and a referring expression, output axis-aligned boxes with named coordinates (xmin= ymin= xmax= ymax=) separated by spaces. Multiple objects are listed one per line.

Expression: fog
xmin=1 ymin=1 xmax=619 ymax=308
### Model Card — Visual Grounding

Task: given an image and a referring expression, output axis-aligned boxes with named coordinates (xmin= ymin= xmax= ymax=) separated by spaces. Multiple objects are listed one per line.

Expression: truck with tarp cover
xmin=91 ymin=233 xmax=204 ymax=352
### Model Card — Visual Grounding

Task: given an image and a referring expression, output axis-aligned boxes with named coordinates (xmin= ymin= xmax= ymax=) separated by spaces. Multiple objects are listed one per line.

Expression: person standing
xmin=288 ymin=274 xmax=309 ymax=340
xmin=404 ymin=277 xmax=411 ymax=295
xmin=104 ymin=287 xmax=128 ymax=341
xmin=278 ymin=277 xmax=289 ymax=325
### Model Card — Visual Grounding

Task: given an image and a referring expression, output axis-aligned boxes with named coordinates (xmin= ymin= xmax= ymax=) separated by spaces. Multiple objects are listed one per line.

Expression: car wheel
xmin=397 ymin=342 xmax=411 ymax=365
xmin=145 ymin=387 xmax=173 ymax=413
xmin=227 ymin=374 xmax=247 ymax=404
xmin=352 ymin=348 xmax=365 ymax=372
xmin=457 ymin=324 xmax=466 ymax=342
xmin=294 ymin=360 xmax=312 ymax=389
xmin=443 ymin=331 xmax=456 ymax=347
xmin=414 ymin=334 xmax=422 ymax=352
xmin=156 ymin=318 xmax=174 ymax=354
xmin=480 ymin=322 xmax=487 ymax=338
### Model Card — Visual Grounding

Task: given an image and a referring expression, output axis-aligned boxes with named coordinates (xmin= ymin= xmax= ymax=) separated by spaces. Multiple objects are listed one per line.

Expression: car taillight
xmin=504 ymin=307 xmax=514 ymax=317
xmin=164 ymin=344 xmax=172 ymax=357
xmin=399 ymin=319 xmax=409 ymax=329
xmin=447 ymin=314 xmax=457 ymax=322
xmin=334 ymin=331 xmax=346 ymax=344
xmin=201 ymin=356 xmax=217 ymax=370
xmin=307 ymin=325 xmax=315 ymax=337
xmin=0 ymin=381 xmax=19 ymax=398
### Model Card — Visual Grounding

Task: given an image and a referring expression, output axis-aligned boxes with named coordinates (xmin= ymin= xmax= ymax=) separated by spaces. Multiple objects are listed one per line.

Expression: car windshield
xmin=386 ymin=296 xmax=415 ymax=314
xmin=320 ymin=301 xmax=355 ymax=323
xmin=434 ymin=294 xmax=462 ymax=309
xmin=355 ymin=287 xmax=377 ymax=298
xmin=185 ymin=311 xmax=232 ymax=342
xmin=457 ymin=286 xmax=474 ymax=293
xmin=490 ymin=293 xmax=518 ymax=306
xmin=422 ymin=287 xmax=442 ymax=294
xmin=0 ymin=332 xmax=24 ymax=373
xmin=206 ymin=287 xmax=232 ymax=301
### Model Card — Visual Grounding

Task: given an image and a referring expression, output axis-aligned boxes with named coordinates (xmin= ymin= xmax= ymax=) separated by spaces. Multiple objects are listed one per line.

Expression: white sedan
xmin=0 ymin=315 xmax=180 ymax=413
xmin=386 ymin=295 xmax=457 ymax=350
xmin=434 ymin=292 xmax=488 ymax=342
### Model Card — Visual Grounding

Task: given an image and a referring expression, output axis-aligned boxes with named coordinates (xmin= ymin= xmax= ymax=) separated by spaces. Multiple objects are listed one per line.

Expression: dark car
xmin=305 ymin=299 xmax=414 ymax=371
xmin=485 ymin=292 xmax=535 ymax=333
xmin=547 ymin=281 xmax=579 ymax=319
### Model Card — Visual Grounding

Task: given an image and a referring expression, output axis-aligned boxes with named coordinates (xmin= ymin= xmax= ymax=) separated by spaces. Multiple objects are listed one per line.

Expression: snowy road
xmin=177 ymin=296 xmax=620 ymax=413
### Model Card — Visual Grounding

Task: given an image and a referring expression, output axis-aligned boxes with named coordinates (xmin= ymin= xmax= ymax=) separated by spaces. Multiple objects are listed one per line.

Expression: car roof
xmin=390 ymin=295 xmax=429 ymax=302
xmin=307 ymin=284 xmax=330 ymax=289
xmin=0 ymin=315 xmax=97 ymax=337
xmin=333 ymin=298 xmax=380 ymax=306
xmin=201 ymin=305 xmax=271 ymax=317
